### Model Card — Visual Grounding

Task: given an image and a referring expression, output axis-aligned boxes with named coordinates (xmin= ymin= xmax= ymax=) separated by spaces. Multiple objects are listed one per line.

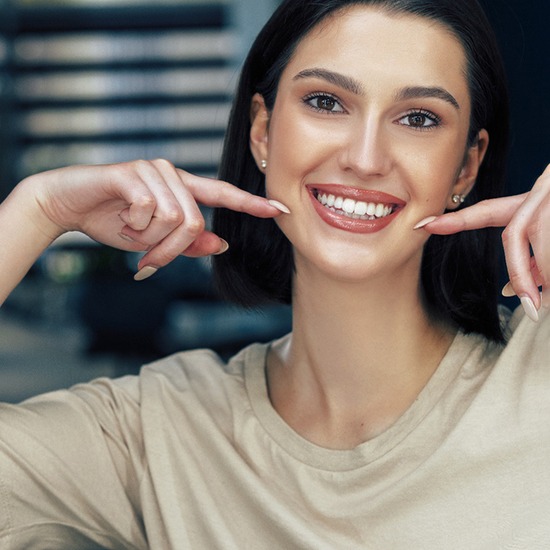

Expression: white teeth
xmin=315 ymin=190 xmax=394 ymax=220
xmin=342 ymin=198 xmax=355 ymax=214
xmin=354 ymin=201 xmax=367 ymax=216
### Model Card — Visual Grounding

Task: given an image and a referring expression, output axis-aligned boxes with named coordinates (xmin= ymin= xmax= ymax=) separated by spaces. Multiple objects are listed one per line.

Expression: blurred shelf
xmin=0 ymin=1 xmax=235 ymax=189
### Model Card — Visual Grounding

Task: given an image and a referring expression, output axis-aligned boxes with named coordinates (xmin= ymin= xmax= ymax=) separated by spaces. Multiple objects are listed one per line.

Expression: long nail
xmin=213 ymin=239 xmax=229 ymax=255
xmin=268 ymin=199 xmax=291 ymax=214
xmin=413 ymin=216 xmax=437 ymax=230
xmin=520 ymin=295 xmax=539 ymax=322
xmin=134 ymin=266 xmax=158 ymax=281
xmin=501 ymin=282 xmax=516 ymax=297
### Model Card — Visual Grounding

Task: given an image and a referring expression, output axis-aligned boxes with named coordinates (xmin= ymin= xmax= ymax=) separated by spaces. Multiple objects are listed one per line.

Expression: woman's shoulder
xmin=140 ymin=340 xmax=270 ymax=386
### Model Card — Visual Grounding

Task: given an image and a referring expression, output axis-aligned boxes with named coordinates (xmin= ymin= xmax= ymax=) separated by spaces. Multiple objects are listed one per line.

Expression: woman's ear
xmin=447 ymin=129 xmax=489 ymax=209
xmin=249 ymin=93 xmax=270 ymax=172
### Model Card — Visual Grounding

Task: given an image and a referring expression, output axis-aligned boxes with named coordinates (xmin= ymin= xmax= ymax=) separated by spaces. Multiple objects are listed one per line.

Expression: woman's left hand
xmin=416 ymin=164 xmax=550 ymax=319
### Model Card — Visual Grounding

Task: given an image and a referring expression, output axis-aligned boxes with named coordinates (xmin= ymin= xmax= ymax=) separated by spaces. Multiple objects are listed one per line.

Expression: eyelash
xmin=397 ymin=109 xmax=442 ymax=131
xmin=302 ymin=92 xmax=345 ymax=114
xmin=302 ymin=93 xmax=443 ymax=130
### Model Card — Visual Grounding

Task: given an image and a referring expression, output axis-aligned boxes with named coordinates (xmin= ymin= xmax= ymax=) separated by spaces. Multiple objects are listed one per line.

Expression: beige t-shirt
xmin=1 ymin=308 xmax=550 ymax=549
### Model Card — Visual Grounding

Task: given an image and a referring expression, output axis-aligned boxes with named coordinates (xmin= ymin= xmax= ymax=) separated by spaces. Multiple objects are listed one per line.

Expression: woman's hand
xmin=27 ymin=159 xmax=286 ymax=278
xmin=0 ymin=159 xmax=287 ymax=303
xmin=415 ymin=164 xmax=550 ymax=321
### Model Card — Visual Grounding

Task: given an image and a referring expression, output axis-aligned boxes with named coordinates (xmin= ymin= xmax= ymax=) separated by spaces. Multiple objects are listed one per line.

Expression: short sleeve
xmin=0 ymin=375 xmax=149 ymax=549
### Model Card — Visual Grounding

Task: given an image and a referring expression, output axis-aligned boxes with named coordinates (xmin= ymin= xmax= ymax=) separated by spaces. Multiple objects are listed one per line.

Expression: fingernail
xmin=501 ymin=282 xmax=516 ymax=297
xmin=541 ymin=290 xmax=550 ymax=310
xmin=413 ymin=216 xmax=437 ymax=230
xmin=134 ymin=266 xmax=158 ymax=281
xmin=520 ymin=295 xmax=539 ymax=322
xmin=268 ymin=199 xmax=291 ymax=214
xmin=118 ymin=232 xmax=135 ymax=243
xmin=213 ymin=239 xmax=229 ymax=255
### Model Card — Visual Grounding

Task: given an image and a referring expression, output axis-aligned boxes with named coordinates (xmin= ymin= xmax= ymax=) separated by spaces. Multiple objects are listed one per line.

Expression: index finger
xmin=177 ymin=170 xmax=286 ymax=218
xmin=419 ymin=194 xmax=528 ymax=235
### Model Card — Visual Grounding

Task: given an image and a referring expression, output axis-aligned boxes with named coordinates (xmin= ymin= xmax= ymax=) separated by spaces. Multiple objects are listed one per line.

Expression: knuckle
xmin=162 ymin=207 xmax=184 ymax=226
xmin=151 ymin=158 xmax=174 ymax=170
xmin=185 ymin=216 xmax=205 ymax=237
xmin=501 ymin=226 xmax=512 ymax=245
xmin=136 ymin=193 xmax=156 ymax=209
xmin=111 ymin=162 xmax=138 ymax=182
xmin=133 ymin=159 xmax=154 ymax=171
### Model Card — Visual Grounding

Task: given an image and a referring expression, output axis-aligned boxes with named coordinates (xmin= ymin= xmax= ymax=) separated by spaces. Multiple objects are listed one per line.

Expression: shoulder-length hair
xmin=213 ymin=0 xmax=509 ymax=342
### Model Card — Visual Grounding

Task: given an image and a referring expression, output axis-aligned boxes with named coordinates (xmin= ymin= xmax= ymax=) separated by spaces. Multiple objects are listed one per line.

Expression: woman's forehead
xmin=282 ymin=6 xmax=469 ymax=98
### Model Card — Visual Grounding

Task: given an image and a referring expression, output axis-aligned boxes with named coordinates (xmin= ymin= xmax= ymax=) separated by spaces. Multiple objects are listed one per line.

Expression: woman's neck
xmin=266 ymin=263 xmax=456 ymax=449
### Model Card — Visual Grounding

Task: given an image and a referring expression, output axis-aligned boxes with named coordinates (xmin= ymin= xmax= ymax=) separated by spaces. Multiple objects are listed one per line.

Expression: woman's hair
xmin=213 ymin=0 xmax=509 ymax=342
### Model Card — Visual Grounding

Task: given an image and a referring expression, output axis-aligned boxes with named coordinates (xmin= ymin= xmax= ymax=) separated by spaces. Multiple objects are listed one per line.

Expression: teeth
xmin=316 ymin=191 xmax=394 ymax=220
xmin=342 ymin=198 xmax=355 ymax=214
xmin=354 ymin=201 xmax=367 ymax=216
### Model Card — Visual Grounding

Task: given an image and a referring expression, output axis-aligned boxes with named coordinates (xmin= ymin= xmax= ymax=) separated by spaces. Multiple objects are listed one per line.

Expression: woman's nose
xmin=337 ymin=119 xmax=392 ymax=179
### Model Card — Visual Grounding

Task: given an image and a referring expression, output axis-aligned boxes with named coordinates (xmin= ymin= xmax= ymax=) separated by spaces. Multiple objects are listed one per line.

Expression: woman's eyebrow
xmin=293 ymin=69 xmax=460 ymax=110
xmin=395 ymin=86 xmax=460 ymax=109
xmin=293 ymin=68 xmax=364 ymax=96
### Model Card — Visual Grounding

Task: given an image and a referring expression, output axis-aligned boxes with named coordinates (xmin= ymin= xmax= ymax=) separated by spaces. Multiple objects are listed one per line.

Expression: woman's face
xmin=250 ymin=6 xmax=487 ymax=285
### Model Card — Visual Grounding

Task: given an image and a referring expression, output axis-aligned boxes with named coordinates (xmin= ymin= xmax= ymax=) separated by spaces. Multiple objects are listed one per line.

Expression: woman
xmin=1 ymin=0 xmax=549 ymax=548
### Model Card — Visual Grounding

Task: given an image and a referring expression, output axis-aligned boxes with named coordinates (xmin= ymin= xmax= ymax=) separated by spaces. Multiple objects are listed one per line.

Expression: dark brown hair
xmin=213 ymin=0 xmax=509 ymax=341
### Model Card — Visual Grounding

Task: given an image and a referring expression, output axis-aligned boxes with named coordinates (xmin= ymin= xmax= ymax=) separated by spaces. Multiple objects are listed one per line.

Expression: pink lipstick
xmin=307 ymin=184 xmax=405 ymax=233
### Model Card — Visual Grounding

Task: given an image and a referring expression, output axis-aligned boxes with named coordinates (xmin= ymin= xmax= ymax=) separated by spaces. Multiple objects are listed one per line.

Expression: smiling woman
xmin=214 ymin=0 xmax=507 ymax=342
xmin=0 ymin=0 xmax=550 ymax=548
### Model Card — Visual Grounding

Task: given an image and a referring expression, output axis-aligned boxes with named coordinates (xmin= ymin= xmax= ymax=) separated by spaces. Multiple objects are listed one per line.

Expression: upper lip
xmin=306 ymin=184 xmax=406 ymax=206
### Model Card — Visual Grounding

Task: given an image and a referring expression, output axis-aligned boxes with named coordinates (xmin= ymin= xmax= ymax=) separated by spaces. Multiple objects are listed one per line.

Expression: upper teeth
xmin=316 ymin=192 xmax=394 ymax=220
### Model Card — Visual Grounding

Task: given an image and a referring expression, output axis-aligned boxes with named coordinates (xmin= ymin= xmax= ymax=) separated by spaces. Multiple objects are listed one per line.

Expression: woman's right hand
xmin=22 ymin=159 xmax=286 ymax=278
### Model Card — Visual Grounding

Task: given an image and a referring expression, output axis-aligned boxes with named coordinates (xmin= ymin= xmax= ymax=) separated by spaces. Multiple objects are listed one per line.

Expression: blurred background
xmin=0 ymin=0 xmax=547 ymax=402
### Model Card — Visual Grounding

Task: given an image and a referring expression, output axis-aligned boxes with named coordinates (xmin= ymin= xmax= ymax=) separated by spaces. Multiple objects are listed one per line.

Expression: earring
xmin=452 ymin=194 xmax=465 ymax=204
xmin=260 ymin=159 xmax=267 ymax=169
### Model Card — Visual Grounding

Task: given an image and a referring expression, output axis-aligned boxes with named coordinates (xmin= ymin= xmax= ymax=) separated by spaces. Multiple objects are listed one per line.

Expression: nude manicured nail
xmin=118 ymin=232 xmax=135 ymax=243
xmin=268 ymin=200 xmax=291 ymax=214
xmin=413 ymin=216 xmax=437 ymax=230
xmin=501 ymin=282 xmax=516 ymax=297
xmin=213 ymin=239 xmax=229 ymax=255
xmin=520 ymin=295 xmax=539 ymax=322
xmin=134 ymin=266 xmax=158 ymax=281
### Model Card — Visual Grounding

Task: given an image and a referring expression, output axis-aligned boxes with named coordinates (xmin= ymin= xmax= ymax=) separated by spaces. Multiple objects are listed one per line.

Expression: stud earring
xmin=452 ymin=194 xmax=465 ymax=204
xmin=260 ymin=159 xmax=267 ymax=169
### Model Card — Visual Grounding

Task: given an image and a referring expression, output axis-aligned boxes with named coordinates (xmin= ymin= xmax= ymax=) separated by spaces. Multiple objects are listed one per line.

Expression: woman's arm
xmin=0 ymin=159 xmax=286 ymax=305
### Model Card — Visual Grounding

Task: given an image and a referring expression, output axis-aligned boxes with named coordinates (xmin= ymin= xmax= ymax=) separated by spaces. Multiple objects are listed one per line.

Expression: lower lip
xmin=308 ymin=189 xmax=402 ymax=234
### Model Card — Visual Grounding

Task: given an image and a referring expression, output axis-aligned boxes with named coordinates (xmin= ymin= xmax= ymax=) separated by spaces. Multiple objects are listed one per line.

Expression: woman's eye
xmin=304 ymin=94 xmax=345 ymax=113
xmin=398 ymin=110 xmax=441 ymax=130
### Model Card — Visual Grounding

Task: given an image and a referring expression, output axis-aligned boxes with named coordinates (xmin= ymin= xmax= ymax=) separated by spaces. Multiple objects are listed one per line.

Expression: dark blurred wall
xmin=483 ymin=0 xmax=549 ymax=193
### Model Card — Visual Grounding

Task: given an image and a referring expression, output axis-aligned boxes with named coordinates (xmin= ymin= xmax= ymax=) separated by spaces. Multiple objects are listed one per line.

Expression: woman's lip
xmin=307 ymin=185 xmax=404 ymax=234
xmin=307 ymin=184 xmax=406 ymax=206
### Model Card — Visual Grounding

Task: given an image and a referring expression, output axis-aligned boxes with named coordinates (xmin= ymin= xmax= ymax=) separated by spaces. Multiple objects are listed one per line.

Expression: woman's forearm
xmin=0 ymin=175 xmax=62 ymax=305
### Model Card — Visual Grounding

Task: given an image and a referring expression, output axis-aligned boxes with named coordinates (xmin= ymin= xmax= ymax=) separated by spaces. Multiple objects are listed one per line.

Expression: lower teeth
xmin=326 ymin=205 xmax=382 ymax=220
